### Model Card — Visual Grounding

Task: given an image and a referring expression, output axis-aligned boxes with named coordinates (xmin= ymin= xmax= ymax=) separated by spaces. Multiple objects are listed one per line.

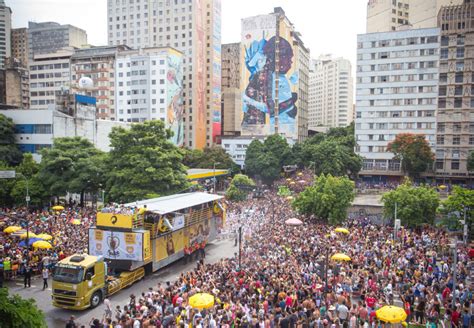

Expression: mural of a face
xmin=263 ymin=36 xmax=294 ymax=74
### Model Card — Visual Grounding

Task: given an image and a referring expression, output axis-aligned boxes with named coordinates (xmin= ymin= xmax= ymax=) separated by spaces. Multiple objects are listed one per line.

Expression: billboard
xmin=89 ymin=229 xmax=145 ymax=262
xmin=96 ymin=213 xmax=134 ymax=229
xmin=241 ymin=14 xmax=298 ymax=139
xmin=166 ymin=50 xmax=184 ymax=146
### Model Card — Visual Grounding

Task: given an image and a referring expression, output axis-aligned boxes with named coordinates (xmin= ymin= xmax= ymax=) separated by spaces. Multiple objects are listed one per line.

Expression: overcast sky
xmin=10 ymin=0 xmax=367 ymax=68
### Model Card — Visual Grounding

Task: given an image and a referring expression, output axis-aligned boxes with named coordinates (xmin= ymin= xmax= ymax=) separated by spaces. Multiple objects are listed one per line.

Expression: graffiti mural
xmin=166 ymin=51 xmax=184 ymax=146
xmin=241 ymin=15 xmax=299 ymax=138
xmin=212 ymin=0 xmax=222 ymax=143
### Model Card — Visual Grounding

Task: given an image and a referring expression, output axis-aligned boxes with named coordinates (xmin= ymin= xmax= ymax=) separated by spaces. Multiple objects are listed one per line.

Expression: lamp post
xmin=451 ymin=241 xmax=457 ymax=309
xmin=17 ymin=173 xmax=30 ymax=266
xmin=213 ymin=162 xmax=221 ymax=193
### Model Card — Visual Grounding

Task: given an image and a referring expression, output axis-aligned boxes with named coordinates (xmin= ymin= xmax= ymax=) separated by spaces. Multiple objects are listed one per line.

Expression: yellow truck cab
xmin=52 ymin=254 xmax=106 ymax=310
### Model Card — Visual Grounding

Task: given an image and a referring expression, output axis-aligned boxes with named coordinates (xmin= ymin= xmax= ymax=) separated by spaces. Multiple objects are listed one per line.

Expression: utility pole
xmin=452 ymin=242 xmax=457 ymax=309
xmin=213 ymin=162 xmax=221 ymax=193
xmin=238 ymin=225 xmax=242 ymax=270
xmin=273 ymin=13 xmax=280 ymax=135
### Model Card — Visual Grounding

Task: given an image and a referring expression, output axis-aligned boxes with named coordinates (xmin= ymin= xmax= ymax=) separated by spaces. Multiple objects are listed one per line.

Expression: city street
xmin=4 ymin=238 xmax=236 ymax=328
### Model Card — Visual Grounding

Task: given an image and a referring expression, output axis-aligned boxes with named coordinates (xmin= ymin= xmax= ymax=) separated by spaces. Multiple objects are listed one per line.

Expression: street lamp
xmin=213 ymin=162 xmax=221 ymax=193
xmin=16 ymin=173 xmax=30 ymax=266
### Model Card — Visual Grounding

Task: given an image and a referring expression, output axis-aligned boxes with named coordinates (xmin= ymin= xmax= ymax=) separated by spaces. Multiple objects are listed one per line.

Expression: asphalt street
xmin=5 ymin=237 xmax=236 ymax=328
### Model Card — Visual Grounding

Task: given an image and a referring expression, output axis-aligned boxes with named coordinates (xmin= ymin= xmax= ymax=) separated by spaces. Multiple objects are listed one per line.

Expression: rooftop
xmin=124 ymin=192 xmax=223 ymax=215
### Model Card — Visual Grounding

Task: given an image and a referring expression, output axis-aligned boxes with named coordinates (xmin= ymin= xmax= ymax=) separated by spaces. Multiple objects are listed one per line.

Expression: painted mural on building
xmin=166 ymin=51 xmax=184 ymax=146
xmin=241 ymin=15 xmax=299 ymax=139
xmin=212 ymin=0 xmax=222 ymax=143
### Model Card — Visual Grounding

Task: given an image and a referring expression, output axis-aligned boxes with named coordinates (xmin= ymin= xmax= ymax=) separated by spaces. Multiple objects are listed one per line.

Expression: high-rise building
xmin=366 ymin=0 xmax=410 ymax=33
xmin=115 ymin=47 xmax=185 ymax=146
xmin=71 ymin=45 xmax=131 ymax=120
xmin=240 ymin=7 xmax=309 ymax=143
xmin=29 ymin=47 xmax=74 ymax=110
xmin=0 ymin=0 xmax=12 ymax=69
xmin=308 ymin=55 xmax=354 ymax=129
xmin=0 ymin=58 xmax=29 ymax=108
xmin=28 ymin=22 xmax=87 ymax=58
xmin=366 ymin=0 xmax=462 ymax=33
xmin=107 ymin=0 xmax=221 ymax=149
xmin=355 ymin=28 xmax=440 ymax=180
xmin=436 ymin=1 xmax=474 ymax=182
xmin=11 ymin=28 xmax=29 ymax=68
xmin=221 ymin=42 xmax=241 ymax=136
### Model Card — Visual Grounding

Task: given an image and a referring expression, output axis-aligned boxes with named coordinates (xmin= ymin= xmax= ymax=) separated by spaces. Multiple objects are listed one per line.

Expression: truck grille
xmin=53 ymin=289 xmax=76 ymax=297
xmin=53 ymin=296 xmax=76 ymax=306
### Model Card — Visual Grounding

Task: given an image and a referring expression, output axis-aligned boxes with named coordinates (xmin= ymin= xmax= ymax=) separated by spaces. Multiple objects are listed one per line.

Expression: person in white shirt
xmin=42 ymin=268 xmax=49 ymax=290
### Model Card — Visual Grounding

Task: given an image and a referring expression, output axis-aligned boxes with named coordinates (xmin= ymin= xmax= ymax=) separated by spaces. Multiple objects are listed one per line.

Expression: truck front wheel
xmin=90 ymin=291 xmax=102 ymax=308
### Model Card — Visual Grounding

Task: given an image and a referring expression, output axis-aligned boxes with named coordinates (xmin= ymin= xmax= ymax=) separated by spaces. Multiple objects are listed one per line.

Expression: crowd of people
xmin=75 ymin=173 xmax=473 ymax=328
xmin=0 ymin=206 xmax=95 ymax=284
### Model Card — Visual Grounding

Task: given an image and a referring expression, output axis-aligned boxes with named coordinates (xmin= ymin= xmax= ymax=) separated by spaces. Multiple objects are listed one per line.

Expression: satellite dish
xmin=78 ymin=76 xmax=94 ymax=90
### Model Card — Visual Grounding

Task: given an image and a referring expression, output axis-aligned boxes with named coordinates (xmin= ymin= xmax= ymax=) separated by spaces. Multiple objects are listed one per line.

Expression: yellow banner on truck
xmin=88 ymin=228 xmax=150 ymax=262
xmin=96 ymin=213 xmax=134 ymax=229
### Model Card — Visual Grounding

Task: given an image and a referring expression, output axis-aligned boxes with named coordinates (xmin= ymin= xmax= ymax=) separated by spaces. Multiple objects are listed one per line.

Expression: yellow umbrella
xmin=331 ymin=253 xmax=351 ymax=262
xmin=289 ymin=181 xmax=296 ymax=185
xmin=376 ymin=306 xmax=407 ymax=323
xmin=286 ymin=196 xmax=294 ymax=200
xmin=188 ymin=293 xmax=215 ymax=309
xmin=32 ymin=240 xmax=53 ymax=249
xmin=52 ymin=205 xmax=65 ymax=211
xmin=37 ymin=233 xmax=53 ymax=241
xmin=72 ymin=219 xmax=81 ymax=225
xmin=334 ymin=227 xmax=350 ymax=234
xmin=19 ymin=232 xmax=37 ymax=239
xmin=297 ymin=172 xmax=303 ymax=176
xmin=3 ymin=226 xmax=22 ymax=233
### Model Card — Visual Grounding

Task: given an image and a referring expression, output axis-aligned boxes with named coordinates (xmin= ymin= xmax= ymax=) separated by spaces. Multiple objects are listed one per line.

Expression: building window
xmin=451 ymin=161 xmax=460 ymax=170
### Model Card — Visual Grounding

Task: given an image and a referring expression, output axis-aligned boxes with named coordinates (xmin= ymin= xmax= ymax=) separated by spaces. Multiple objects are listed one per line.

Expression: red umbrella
xmin=468 ymin=248 xmax=474 ymax=259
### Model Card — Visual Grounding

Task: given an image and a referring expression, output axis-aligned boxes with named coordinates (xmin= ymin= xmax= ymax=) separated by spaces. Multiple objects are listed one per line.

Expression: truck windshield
xmin=53 ymin=265 xmax=84 ymax=284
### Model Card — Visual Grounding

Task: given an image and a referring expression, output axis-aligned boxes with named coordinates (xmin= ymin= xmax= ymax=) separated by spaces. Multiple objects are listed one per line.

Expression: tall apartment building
xmin=29 ymin=48 xmax=74 ymax=110
xmin=436 ymin=1 xmax=474 ymax=182
xmin=11 ymin=28 xmax=29 ymax=67
xmin=115 ymin=47 xmax=185 ymax=146
xmin=0 ymin=0 xmax=11 ymax=69
xmin=0 ymin=58 xmax=29 ymax=108
xmin=107 ymin=0 xmax=221 ymax=149
xmin=28 ymin=22 xmax=87 ymax=58
xmin=221 ymin=42 xmax=241 ymax=136
xmin=71 ymin=45 xmax=131 ymax=120
xmin=308 ymin=55 xmax=354 ymax=129
xmin=355 ymin=28 xmax=440 ymax=180
xmin=240 ymin=7 xmax=309 ymax=143
xmin=366 ymin=0 xmax=462 ymax=33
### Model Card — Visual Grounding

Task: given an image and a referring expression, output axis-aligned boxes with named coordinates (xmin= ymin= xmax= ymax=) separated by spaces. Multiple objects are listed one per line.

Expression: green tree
xmin=308 ymin=139 xmax=362 ymax=177
xmin=226 ymin=174 xmax=255 ymax=201
xmin=10 ymin=153 xmax=48 ymax=206
xmin=440 ymin=186 xmax=474 ymax=229
xmin=182 ymin=146 xmax=236 ymax=171
xmin=0 ymin=113 xmax=23 ymax=166
xmin=387 ymin=133 xmax=434 ymax=178
xmin=468 ymin=151 xmax=474 ymax=172
xmin=263 ymin=134 xmax=293 ymax=167
xmin=39 ymin=137 xmax=102 ymax=199
xmin=106 ymin=120 xmax=189 ymax=202
xmin=244 ymin=139 xmax=265 ymax=176
xmin=293 ymin=174 xmax=355 ymax=225
xmin=0 ymin=161 xmax=15 ymax=206
xmin=68 ymin=153 xmax=108 ymax=204
xmin=382 ymin=180 xmax=439 ymax=228
xmin=0 ymin=288 xmax=47 ymax=328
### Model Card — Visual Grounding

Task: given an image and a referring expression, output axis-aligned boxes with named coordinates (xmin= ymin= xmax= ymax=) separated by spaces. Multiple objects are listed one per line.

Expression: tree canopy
xmin=382 ymin=180 xmax=439 ymax=228
xmin=0 ymin=113 xmax=23 ymax=166
xmin=293 ymin=174 xmax=355 ymax=225
xmin=387 ymin=133 xmax=434 ymax=178
xmin=226 ymin=174 xmax=255 ymax=201
xmin=244 ymin=134 xmax=293 ymax=185
xmin=182 ymin=146 xmax=237 ymax=172
xmin=38 ymin=137 xmax=104 ymax=201
xmin=106 ymin=120 xmax=189 ymax=202
xmin=295 ymin=123 xmax=361 ymax=177
xmin=0 ymin=288 xmax=47 ymax=328
xmin=440 ymin=186 xmax=474 ymax=229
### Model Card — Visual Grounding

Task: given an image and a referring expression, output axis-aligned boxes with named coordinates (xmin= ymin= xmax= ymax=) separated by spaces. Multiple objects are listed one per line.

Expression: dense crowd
xmin=75 ymin=174 xmax=473 ymax=328
xmin=0 ymin=206 xmax=95 ymax=283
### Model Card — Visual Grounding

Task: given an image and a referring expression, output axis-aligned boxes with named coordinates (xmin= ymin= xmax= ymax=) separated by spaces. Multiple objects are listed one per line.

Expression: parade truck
xmin=52 ymin=192 xmax=225 ymax=310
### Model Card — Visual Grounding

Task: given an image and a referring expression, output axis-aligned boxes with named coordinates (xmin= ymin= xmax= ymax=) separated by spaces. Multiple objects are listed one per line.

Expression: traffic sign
xmin=25 ymin=196 xmax=30 ymax=202
xmin=0 ymin=170 xmax=16 ymax=178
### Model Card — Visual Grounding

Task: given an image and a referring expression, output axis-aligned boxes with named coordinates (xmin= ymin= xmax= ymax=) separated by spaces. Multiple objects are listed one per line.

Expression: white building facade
xmin=0 ymin=0 xmax=11 ymax=69
xmin=29 ymin=48 xmax=74 ymax=110
xmin=115 ymin=47 xmax=185 ymax=146
xmin=107 ymin=0 xmax=221 ymax=149
xmin=355 ymin=28 xmax=440 ymax=177
xmin=308 ymin=55 xmax=354 ymax=129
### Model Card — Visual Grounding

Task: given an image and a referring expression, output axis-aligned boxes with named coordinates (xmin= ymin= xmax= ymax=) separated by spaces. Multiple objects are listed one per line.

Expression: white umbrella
xmin=285 ymin=218 xmax=303 ymax=226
